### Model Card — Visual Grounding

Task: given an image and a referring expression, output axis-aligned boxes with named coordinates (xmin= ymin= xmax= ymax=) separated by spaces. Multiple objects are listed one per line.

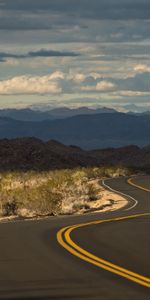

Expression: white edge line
xmin=102 ymin=179 xmax=138 ymax=211
xmin=0 ymin=178 xmax=138 ymax=224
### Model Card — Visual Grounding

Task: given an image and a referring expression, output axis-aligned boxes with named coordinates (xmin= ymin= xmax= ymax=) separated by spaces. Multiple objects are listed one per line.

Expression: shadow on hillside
xmin=0 ymin=138 xmax=149 ymax=173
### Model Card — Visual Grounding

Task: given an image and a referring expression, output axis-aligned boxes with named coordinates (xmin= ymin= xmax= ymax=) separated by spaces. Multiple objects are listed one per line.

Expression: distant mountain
xmin=139 ymin=111 xmax=150 ymax=115
xmin=0 ymin=113 xmax=149 ymax=149
xmin=0 ymin=108 xmax=53 ymax=122
xmin=0 ymin=138 xmax=149 ymax=171
xmin=119 ymin=104 xmax=150 ymax=113
xmin=47 ymin=106 xmax=117 ymax=118
xmin=0 ymin=106 xmax=117 ymax=122
xmin=127 ymin=110 xmax=150 ymax=116
xmin=1 ymin=106 xmax=150 ymax=122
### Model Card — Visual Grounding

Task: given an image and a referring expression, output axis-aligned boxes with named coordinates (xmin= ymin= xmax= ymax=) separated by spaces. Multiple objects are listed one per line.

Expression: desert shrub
xmin=0 ymin=165 xmax=131 ymax=217
xmin=2 ymin=200 xmax=18 ymax=216
xmin=86 ymin=167 xmax=107 ymax=179
xmin=103 ymin=166 xmax=131 ymax=178
xmin=87 ymin=183 xmax=99 ymax=201
xmin=71 ymin=169 xmax=87 ymax=183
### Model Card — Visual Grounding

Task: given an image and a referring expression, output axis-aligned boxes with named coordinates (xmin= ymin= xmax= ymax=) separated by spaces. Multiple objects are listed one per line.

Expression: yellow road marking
xmin=128 ymin=178 xmax=150 ymax=192
xmin=57 ymin=213 xmax=150 ymax=288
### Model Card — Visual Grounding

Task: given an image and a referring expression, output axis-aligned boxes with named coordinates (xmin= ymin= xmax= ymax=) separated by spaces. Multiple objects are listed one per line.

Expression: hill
xmin=0 ymin=138 xmax=149 ymax=171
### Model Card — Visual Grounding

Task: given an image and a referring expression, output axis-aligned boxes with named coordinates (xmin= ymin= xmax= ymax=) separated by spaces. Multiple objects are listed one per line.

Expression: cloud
xmin=117 ymin=72 xmax=150 ymax=91
xmin=115 ymin=90 xmax=150 ymax=97
xmin=96 ymin=81 xmax=116 ymax=91
xmin=0 ymin=49 xmax=80 ymax=62
xmin=28 ymin=49 xmax=80 ymax=57
xmin=81 ymin=81 xmax=116 ymax=92
xmin=71 ymin=72 xmax=104 ymax=82
xmin=0 ymin=74 xmax=62 ymax=95
xmin=134 ymin=64 xmax=150 ymax=74
xmin=0 ymin=2 xmax=150 ymax=109
xmin=1 ymin=0 xmax=150 ymax=20
xmin=72 ymin=73 xmax=86 ymax=82
xmin=48 ymin=71 xmax=65 ymax=80
xmin=0 ymin=52 xmax=24 ymax=61
xmin=0 ymin=1 xmax=149 ymax=35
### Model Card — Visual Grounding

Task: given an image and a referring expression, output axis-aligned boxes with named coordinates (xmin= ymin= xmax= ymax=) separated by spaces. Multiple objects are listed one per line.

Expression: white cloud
xmin=81 ymin=80 xmax=116 ymax=92
xmin=72 ymin=73 xmax=86 ymax=82
xmin=96 ymin=81 xmax=116 ymax=91
xmin=134 ymin=64 xmax=150 ymax=74
xmin=70 ymin=72 xmax=104 ymax=82
xmin=48 ymin=71 xmax=65 ymax=80
xmin=89 ymin=72 xmax=103 ymax=79
xmin=0 ymin=74 xmax=62 ymax=95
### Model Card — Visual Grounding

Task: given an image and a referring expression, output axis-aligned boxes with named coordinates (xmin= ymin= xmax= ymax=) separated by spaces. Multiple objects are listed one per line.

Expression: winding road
xmin=0 ymin=175 xmax=149 ymax=299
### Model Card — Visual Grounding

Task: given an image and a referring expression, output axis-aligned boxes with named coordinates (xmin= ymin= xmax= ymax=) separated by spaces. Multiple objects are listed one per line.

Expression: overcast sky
xmin=0 ymin=0 xmax=150 ymax=110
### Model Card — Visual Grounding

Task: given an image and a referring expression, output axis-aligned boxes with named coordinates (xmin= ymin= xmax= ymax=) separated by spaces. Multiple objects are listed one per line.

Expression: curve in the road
xmin=57 ymin=213 xmax=150 ymax=288
xmin=102 ymin=179 xmax=138 ymax=211
xmin=128 ymin=178 xmax=150 ymax=192
xmin=57 ymin=177 xmax=150 ymax=289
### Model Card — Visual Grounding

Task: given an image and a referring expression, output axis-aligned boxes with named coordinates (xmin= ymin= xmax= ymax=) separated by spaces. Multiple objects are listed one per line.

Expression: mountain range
xmin=0 ymin=112 xmax=149 ymax=149
xmin=0 ymin=107 xmax=117 ymax=122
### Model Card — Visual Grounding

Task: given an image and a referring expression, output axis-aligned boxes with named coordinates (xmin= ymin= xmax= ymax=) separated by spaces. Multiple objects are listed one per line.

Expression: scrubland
xmin=0 ymin=166 xmax=130 ymax=219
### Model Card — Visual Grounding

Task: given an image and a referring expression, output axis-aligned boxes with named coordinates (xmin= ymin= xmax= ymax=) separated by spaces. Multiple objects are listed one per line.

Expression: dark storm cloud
xmin=0 ymin=49 xmax=79 ymax=61
xmin=0 ymin=0 xmax=150 ymax=20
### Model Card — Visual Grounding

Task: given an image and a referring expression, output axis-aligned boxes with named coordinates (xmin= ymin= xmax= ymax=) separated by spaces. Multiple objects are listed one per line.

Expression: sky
xmin=0 ymin=0 xmax=150 ymax=110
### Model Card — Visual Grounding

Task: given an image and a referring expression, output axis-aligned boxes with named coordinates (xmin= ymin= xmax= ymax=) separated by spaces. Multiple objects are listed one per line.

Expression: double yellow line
xmin=57 ymin=177 xmax=150 ymax=288
xmin=57 ymin=213 xmax=150 ymax=288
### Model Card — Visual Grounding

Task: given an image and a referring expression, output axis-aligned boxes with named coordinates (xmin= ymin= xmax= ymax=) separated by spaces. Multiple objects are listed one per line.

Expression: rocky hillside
xmin=0 ymin=138 xmax=149 ymax=171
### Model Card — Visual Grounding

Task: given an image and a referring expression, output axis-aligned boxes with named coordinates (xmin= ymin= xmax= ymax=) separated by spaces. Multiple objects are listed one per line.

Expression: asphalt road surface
xmin=0 ymin=175 xmax=149 ymax=299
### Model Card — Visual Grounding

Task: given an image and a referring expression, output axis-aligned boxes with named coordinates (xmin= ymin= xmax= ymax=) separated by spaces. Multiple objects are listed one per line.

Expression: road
xmin=0 ymin=175 xmax=149 ymax=299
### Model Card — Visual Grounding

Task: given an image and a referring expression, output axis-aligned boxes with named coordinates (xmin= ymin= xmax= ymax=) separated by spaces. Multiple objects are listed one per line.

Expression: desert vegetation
xmin=0 ymin=166 xmax=131 ymax=219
